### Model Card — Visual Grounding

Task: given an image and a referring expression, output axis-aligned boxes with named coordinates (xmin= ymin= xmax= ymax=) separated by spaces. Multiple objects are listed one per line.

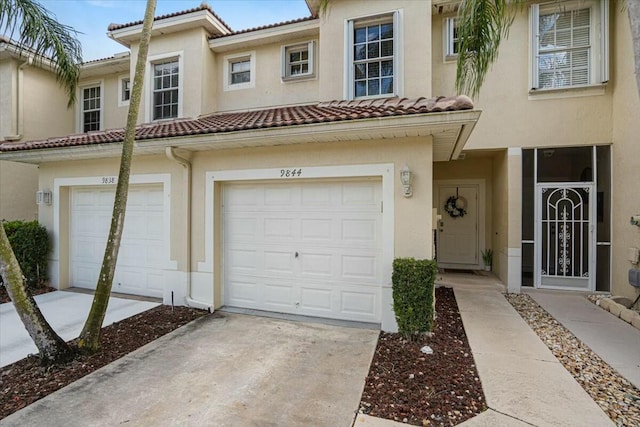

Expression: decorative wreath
xmin=445 ymin=195 xmax=467 ymax=218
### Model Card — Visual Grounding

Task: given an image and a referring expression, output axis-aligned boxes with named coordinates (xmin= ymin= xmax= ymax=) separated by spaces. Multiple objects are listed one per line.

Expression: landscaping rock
xmin=599 ymin=298 xmax=612 ymax=311
xmin=620 ymin=308 xmax=636 ymax=323
xmin=609 ymin=301 xmax=623 ymax=317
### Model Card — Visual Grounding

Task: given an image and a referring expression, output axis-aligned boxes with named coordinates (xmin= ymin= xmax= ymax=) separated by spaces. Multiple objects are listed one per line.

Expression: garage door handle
xmin=295 ymin=252 xmax=299 ymax=258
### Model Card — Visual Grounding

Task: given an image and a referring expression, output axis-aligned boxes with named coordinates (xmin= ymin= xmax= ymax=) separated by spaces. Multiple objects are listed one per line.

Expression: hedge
xmin=2 ymin=220 xmax=50 ymax=288
xmin=392 ymin=258 xmax=438 ymax=339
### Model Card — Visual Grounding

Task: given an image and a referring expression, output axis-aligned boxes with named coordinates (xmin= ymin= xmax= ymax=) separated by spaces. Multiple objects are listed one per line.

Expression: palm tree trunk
xmin=627 ymin=0 xmax=640 ymax=99
xmin=0 ymin=226 xmax=73 ymax=363
xmin=78 ymin=0 xmax=157 ymax=352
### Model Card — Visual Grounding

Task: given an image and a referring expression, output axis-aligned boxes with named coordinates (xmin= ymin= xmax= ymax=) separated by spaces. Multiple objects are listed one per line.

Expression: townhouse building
xmin=0 ymin=0 xmax=638 ymax=331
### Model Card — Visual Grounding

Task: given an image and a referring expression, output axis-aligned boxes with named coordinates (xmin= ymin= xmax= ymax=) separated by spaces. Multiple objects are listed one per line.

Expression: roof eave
xmin=108 ymin=10 xmax=231 ymax=48
xmin=0 ymin=110 xmax=481 ymax=164
xmin=209 ymin=19 xmax=320 ymax=53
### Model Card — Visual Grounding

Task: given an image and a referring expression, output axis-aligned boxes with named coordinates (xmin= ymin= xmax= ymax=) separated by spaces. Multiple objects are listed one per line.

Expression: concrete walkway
xmin=0 ymin=291 xmax=159 ymax=367
xmin=528 ymin=289 xmax=640 ymax=390
xmin=355 ymin=273 xmax=614 ymax=427
xmin=2 ymin=313 xmax=378 ymax=427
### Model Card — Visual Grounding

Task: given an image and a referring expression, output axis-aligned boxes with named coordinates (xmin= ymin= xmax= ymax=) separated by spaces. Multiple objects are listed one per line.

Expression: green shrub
xmin=392 ymin=258 xmax=438 ymax=339
xmin=2 ymin=220 xmax=50 ymax=288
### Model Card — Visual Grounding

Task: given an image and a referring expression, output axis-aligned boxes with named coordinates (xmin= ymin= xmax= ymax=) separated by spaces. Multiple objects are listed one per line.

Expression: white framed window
xmin=152 ymin=59 xmax=179 ymax=120
xmin=346 ymin=11 xmax=401 ymax=100
xmin=223 ymin=51 xmax=256 ymax=91
xmin=530 ymin=0 xmax=608 ymax=91
xmin=78 ymin=82 xmax=103 ymax=132
xmin=444 ymin=17 xmax=460 ymax=61
xmin=282 ymin=41 xmax=315 ymax=80
xmin=118 ymin=75 xmax=130 ymax=107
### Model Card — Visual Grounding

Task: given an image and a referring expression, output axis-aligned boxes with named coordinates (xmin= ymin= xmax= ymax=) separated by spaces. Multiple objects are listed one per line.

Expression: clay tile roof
xmin=107 ymin=3 xmax=231 ymax=32
xmin=209 ymin=16 xmax=317 ymax=40
xmin=0 ymin=96 xmax=473 ymax=153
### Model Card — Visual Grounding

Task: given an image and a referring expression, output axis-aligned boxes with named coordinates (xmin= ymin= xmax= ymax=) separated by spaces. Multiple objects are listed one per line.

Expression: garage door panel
xmin=341 ymin=255 xmax=377 ymax=280
xmin=71 ymin=185 xmax=165 ymax=298
xmin=224 ymin=180 xmax=383 ymax=322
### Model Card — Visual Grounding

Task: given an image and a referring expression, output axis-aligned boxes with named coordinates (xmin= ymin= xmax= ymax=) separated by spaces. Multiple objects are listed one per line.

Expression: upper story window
xmin=444 ymin=18 xmax=459 ymax=61
xmin=530 ymin=0 xmax=608 ymax=91
xmin=282 ymin=41 xmax=315 ymax=80
xmin=346 ymin=11 xmax=400 ymax=100
xmin=118 ymin=76 xmax=130 ymax=107
xmin=223 ymin=51 xmax=256 ymax=91
xmin=153 ymin=59 xmax=179 ymax=120
xmin=122 ymin=78 xmax=131 ymax=102
xmin=81 ymin=85 xmax=101 ymax=132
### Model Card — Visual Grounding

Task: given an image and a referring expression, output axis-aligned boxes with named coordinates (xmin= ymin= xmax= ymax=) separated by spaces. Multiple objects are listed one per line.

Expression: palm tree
xmin=455 ymin=0 xmax=640 ymax=99
xmin=0 ymin=0 xmax=83 ymax=363
xmin=78 ymin=0 xmax=157 ymax=352
xmin=0 ymin=0 xmax=82 ymax=106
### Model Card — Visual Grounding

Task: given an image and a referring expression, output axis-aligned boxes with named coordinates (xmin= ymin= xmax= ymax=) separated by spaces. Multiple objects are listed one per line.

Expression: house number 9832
xmin=280 ymin=169 xmax=302 ymax=178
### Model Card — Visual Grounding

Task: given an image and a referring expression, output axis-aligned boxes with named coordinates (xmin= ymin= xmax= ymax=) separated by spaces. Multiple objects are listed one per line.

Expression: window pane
xmin=381 ymin=77 xmax=393 ymax=94
xmin=381 ymin=60 xmax=393 ymax=76
xmin=355 ymin=81 xmax=367 ymax=97
xmin=367 ymin=42 xmax=379 ymax=59
xmin=290 ymin=51 xmax=301 ymax=62
xmin=367 ymin=25 xmax=380 ymax=41
xmin=354 ymin=45 xmax=366 ymax=61
xmin=355 ymin=63 xmax=366 ymax=80
xmin=300 ymin=50 xmax=308 ymax=61
xmin=367 ymin=62 xmax=379 ymax=78
xmin=380 ymin=23 xmax=393 ymax=39
xmin=355 ymin=27 xmax=366 ymax=44
xmin=381 ymin=40 xmax=393 ymax=57
xmin=367 ymin=79 xmax=379 ymax=95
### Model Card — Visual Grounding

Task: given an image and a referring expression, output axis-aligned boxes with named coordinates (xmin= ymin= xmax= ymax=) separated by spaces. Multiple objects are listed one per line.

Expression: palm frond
xmin=455 ymin=0 xmax=524 ymax=99
xmin=0 ymin=0 xmax=82 ymax=107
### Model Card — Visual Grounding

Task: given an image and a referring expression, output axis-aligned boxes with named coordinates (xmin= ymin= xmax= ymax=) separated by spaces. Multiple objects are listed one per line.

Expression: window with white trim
xmin=81 ymin=85 xmax=101 ymax=132
xmin=444 ymin=18 xmax=460 ymax=61
xmin=122 ymin=78 xmax=130 ymax=102
xmin=153 ymin=59 xmax=179 ymax=120
xmin=530 ymin=0 xmax=608 ymax=91
xmin=282 ymin=41 xmax=314 ymax=80
xmin=223 ymin=51 xmax=256 ymax=91
xmin=347 ymin=12 xmax=399 ymax=99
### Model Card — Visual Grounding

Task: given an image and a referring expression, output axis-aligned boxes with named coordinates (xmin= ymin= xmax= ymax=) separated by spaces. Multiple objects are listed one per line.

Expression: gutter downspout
xmin=165 ymin=147 xmax=213 ymax=312
xmin=4 ymin=57 xmax=32 ymax=141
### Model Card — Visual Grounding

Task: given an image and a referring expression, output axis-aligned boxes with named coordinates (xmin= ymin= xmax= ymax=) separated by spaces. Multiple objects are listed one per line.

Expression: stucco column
xmin=506 ymin=147 xmax=522 ymax=293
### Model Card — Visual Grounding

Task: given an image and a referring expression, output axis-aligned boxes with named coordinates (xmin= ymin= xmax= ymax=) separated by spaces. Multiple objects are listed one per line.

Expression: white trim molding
xmin=223 ymin=51 xmax=256 ymax=91
xmin=145 ymin=51 xmax=184 ymax=122
xmin=77 ymin=79 xmax=104 ymax=133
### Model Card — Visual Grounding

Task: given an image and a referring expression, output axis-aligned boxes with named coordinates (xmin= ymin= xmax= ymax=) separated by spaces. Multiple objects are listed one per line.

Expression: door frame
xmin=434 ymin=179 xmax=486 ymax=270
xmin=534 ymin=181 xmax=596 ymax=291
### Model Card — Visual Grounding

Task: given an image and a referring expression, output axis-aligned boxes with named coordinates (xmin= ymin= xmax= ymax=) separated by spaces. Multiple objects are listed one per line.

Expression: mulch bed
xmin=359 ymin=287 xmax=486 ymax=426
xmin=0 ymin=305 xmax=209 ymax=420
xmin=0 ymin=285 xmax=57 ymax=303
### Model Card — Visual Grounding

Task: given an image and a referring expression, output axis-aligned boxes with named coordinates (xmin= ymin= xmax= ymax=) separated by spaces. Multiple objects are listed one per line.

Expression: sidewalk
xmin=527 ymin=289 xmax=640 ymax=390
xmin=354 ymin=273 xmax=614 ymax=426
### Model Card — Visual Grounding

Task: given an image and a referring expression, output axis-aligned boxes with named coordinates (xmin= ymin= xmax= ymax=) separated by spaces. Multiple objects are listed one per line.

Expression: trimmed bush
xmin=392 ymin=258 xmax=438 ymax=339
xmin=2 ymin=220 xmax=50 ymax=288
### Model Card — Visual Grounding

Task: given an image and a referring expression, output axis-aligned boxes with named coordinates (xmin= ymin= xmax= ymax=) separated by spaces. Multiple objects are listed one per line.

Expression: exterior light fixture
xmin=400 ymin=165 xmax=413 ymax=198
xmin=36 ymin=190 xmax=52 ymax=205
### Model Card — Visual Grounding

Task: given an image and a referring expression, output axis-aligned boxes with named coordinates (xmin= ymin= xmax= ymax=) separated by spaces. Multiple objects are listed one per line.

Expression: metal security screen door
xmin=535 ymin=183 xmax=595 ymax=290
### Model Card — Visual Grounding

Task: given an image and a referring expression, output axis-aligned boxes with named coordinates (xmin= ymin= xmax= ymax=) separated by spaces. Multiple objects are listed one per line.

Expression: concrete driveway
xmin=1 ymin=312 xmax=379 ymax=427
xmin=0 ymin=291 xmax=159 ymax=367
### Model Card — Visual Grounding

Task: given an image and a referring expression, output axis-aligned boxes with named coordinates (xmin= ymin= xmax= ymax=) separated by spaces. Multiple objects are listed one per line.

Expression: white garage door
xmin=70 ymin=185 xmax=165 ymax=298
xmin=223 ymin=179 xmax=383 ymax=323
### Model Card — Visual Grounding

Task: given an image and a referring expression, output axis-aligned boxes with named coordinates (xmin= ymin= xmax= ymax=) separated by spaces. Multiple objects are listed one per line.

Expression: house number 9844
xmin=280 ymin=169 xmax=302 ymax=178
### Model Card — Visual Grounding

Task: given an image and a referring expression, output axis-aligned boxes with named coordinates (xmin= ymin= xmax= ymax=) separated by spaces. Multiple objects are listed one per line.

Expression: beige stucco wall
xmin=37 ymin=137 xmax=434 ymax=302
xmin=318 ymin=0 xmax=432 ymax=101
xmin=77 ymin=73 xmax=129 ymax=132
xmin=214 ymin=36 xmax=320 ymax=112
xmin=129 ymin=27 xmax=216 ymax=122
xmin=0 ymin=60 xmax=15 ymax=138
xmin=0 ymin=160 xmax=38 ymax=220
xmin=611 ymin=9 xmax=640 ymax=300
xmin=431 ymin=10 xmax=613 ymax=150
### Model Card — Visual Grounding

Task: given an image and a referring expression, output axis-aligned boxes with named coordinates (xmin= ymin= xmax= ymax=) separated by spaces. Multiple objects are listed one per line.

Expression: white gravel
xmin=505 ymin=293 xmax=640 ymax=427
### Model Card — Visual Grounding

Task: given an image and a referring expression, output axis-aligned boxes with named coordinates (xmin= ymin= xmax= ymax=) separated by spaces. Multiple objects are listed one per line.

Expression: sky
xmin=40 ymin=0 xmax=313 ymax=61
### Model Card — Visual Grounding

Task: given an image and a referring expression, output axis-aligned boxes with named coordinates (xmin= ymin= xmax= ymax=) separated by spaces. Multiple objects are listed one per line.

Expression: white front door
xmin=223 ymin=179 xmax=383 ymax=323
xmin=437 ymin=184 xmax=479 ymax=267
xmin=535 ymin=183 xmax=595 ymax=290
xmin=70 ymin=185 xmax=165 ymax=298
